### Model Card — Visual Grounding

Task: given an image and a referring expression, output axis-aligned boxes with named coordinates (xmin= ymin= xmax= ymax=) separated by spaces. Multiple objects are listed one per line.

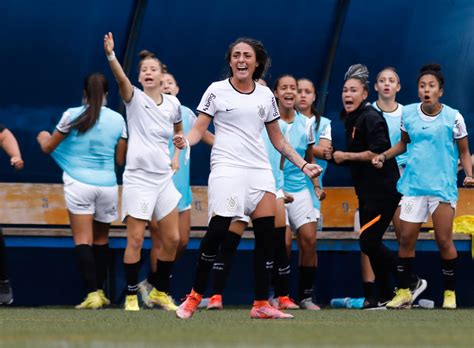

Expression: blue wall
xmin=1 ymin=0 xmax=473 ymax=185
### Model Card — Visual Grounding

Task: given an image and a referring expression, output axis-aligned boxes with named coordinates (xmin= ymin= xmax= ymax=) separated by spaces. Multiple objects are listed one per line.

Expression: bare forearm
xmin=276 ymin=137 xmax=306 ymax=169
xmin=108 ymin=59 xmax=133 ymax=102
xmin=345 ymin=150 xmax=377 ymax=162
xmin=0 ymin=129 xmax=21 ymax=158
xmin=459 ymin=152 xmax=473 ymax=177
xmin=382 ymin=141 xmax=407 ymax=160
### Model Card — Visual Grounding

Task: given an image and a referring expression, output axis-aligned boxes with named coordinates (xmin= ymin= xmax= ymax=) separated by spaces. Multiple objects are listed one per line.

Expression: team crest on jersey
xmin=226 ymin=194 xmax=239 ymax=212
xmin=257 ymin=105 xmax=266 ymax=120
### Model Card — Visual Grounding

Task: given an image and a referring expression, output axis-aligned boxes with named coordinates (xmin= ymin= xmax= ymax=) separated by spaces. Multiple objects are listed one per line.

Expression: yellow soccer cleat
xmin=75 ymin=291 xmax=103 ymax=310
xmin=149 ymin=288 xmax=178 ymax=311
xmin=124 ymin=294 xmax=140 ymax=311
xmin=386 ymin=288 xmax=412 ymax=309
xmin=442 ymin=290 xmax=456 ymax=309
xmin=98 ymin=289 xmax=111 ymax=306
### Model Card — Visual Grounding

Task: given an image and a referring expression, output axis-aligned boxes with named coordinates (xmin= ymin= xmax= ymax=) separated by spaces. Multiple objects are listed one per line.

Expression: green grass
xmin=0 ymin=307 xmax=473 ymax=347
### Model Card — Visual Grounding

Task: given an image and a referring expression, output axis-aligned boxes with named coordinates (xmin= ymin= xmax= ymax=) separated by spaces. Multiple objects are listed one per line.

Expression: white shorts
xmin=179 ymin=204 xmax=192 ymax=213
xmin=400 ymin=195 xmax=456 ymax=223
xmin=63 ymin=172 xmax=118 ymax=223
xmin=233 ymin=189 xmax=286 ymax=224
xmin=208 ymin=166 xmax=275 ymax=223
xmin=285 ymin=189 xmax=318 ymax=232
xmin=122 ymin=169 xmax=181 ymax=222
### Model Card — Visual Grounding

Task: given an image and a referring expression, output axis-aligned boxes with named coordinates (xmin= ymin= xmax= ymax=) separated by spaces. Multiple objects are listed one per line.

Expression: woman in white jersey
xmin=373 ymin=64 xmax=474 ymax=309
xmin=174 ymin=38 xmax=321 ymax=319
xmin=140 ymin=72 xmax=214 ymax=307
xmin=37 ymin=73 xmax=127 ymax=309
xmin=203 ymin=77 xmax=297 ymax=312
xmin=274 ymin=75 xmax=322 ymax=310
xmin=104 ymin=33 xmax=183 ymax=311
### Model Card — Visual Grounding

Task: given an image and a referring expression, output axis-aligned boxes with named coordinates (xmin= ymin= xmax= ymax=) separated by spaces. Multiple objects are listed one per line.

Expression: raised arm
xmin=104 ymin=32 xmax=134 ymax=102
xmin=265 ymin=120 xmax=321 ymax=178
xmin=0 ymin=128 xmax=24 ymax=170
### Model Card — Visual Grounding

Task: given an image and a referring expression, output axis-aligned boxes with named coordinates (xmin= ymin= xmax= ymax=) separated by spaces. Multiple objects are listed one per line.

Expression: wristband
xmin=107 ymin=51 xmax=116 ymax=61
xmin=301 ymin=162 xmax=308 ymax=171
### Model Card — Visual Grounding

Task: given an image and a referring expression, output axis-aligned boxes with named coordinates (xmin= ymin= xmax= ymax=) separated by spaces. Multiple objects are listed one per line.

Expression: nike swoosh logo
xmin=226 ymin=108 xmax=237 ymax=112
xmin=144 ymin=105 xmax=151 ymax=109
xmin=422 ymin=126 xmax=430 ymax=129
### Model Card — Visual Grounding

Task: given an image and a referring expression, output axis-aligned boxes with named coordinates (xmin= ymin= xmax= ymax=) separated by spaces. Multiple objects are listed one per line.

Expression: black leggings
xmin=359 ymin=195 xmax=400 ymax=280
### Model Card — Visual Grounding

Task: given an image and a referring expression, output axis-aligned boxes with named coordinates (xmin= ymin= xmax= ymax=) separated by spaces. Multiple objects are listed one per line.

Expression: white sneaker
xmin=138 ymin=280 xmax=154 ymax=308
xmin=198 ymin=297 xmax=210 ymax=309
xmin=410 ymin=278 xmax=427 ymax=303
xmin=299 ymin=297 xmax=320 ymax=310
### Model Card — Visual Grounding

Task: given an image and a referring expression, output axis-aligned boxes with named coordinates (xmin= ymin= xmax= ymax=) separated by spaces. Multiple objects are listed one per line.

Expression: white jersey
xmin=125 ymin=87 xmax=182 ymax=174
xmin=197 ymin=79 xmax=280 ymax=170
xmin=400 ymin=103 xmax=467 ymax=140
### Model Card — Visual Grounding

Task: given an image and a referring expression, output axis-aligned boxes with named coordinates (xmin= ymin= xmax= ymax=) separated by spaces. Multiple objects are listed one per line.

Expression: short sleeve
xmin=400 ymin=117 xmax=406 ymax=132
xmin=197 ymin=85 xmax=217 ymax=117
xmin=173 ymin=99 xmax=182 ymax=124
xmin=454 ymin=112 xmax=468 ymax=139
xmin=264 ymin=95 xmax=280 ymax=123
xmin=56 ymin=110 xmax=72 ymax=134
xmin=187 ymin=109 xmax=197 ymax=128
xmin=121 ymin=123 xmax=128 ymax=139
xmin=306 ymin=117 xmax=316 ymax=145
xmin=319 ymin=123 xmax=332 ymax=141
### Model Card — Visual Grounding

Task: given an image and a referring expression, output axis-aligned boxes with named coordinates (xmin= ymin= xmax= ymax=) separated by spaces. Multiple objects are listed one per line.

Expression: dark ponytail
xmin=70 ymin=73 xmax=108 ymax=134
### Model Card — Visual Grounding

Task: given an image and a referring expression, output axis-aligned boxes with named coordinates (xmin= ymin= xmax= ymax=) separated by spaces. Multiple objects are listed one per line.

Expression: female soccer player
xmin=140 ymin=72 xmax=214 ymax=307
xmin=332 ymin=64 xmax=403 ymax=309
xmin=0 ymin=125 xmax=24 ymax=305
xmin=104 ymin=32 xmax=183 ymax=311
xmin=37 ymin=73 xmax=127 ymax=309
xmin=296 ymin=78 xmax=332 ymax=225
xmin=373 ymin=64 xmax=474 ymax=309
xmin=275 ymin=75 xmax=322 ymax=310
xmin=173 ymin=38 xmax=321 ymax=319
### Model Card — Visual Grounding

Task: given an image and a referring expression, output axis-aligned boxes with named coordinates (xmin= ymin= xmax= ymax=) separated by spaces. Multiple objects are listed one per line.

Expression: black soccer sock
xmin=363 ymin=281 xmax=376 ymax=302
xmin=253 ymin=216 xmax=275 ymax=301
xmin=124 ymin=261 xmax=141 ymax=295
xmin=193 ymin=216 xmax=231 ymax=295
xmin=397 ymin=257 xmax=415 ymax=289
xmin=441 ymin=258 xmax=457 ymax=291
xmin=273 ymin=226 xmax=290 ymax=297
xmin=212 ymin=231 xmax=241 ymax=295
xmin=149 ymin=259 xmax=174 ymax=293
xmin=298 ymin=266 xmax=316 ymax=301
xmin=75 ymin=244 xmax=97 ymax=294
xmin=0 ymin=231 xmax=8 ymax=281
xmin=93 ymin=244 xmax=109 ymax=290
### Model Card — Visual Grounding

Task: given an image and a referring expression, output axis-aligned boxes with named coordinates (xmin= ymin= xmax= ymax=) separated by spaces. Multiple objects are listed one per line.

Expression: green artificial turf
xmin=0 ymin=307 xmax=473 ymax=347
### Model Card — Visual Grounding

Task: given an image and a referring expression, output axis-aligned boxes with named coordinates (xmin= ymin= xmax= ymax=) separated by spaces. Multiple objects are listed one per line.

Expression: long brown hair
xmin=70 ymin=73 xmax=108 ymax=134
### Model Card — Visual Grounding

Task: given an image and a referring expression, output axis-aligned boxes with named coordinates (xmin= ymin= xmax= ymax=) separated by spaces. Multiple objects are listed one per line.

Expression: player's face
xmin=297 ymin=80 xmax=316 ymax=114
xmin=139 ymin=58 xmax=162 ymax=90
xmin=275 ymin=76 xmax=297 ymax=110
xmin=161 ymin=73 xmax=179 ymax=96
xmin=375 ymin=70 xmax=400 ymax=100
xmin=230 ymin=43 xmax=257 ymax=82
xmin=418 ymin=74 xmax=443 ymax=106
xmin=342 ymin=79 xmax=368 ymax=113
